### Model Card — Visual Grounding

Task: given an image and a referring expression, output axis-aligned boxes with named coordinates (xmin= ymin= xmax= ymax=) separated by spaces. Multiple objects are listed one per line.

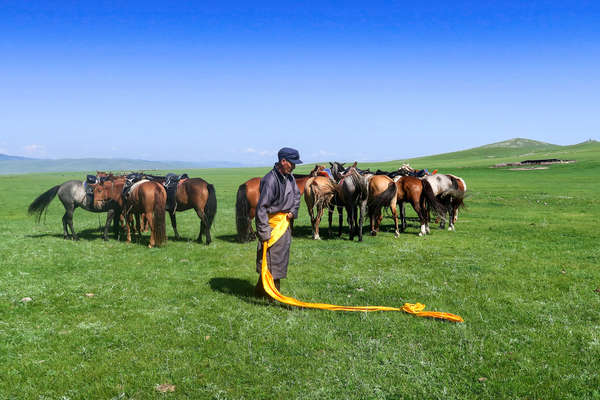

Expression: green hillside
xmin=355 ymin=138 xmax=599 ymax=172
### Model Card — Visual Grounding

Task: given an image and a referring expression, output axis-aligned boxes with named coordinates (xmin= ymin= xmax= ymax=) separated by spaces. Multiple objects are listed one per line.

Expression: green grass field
xmin=1 ymin=140 xmax=599 ymax=399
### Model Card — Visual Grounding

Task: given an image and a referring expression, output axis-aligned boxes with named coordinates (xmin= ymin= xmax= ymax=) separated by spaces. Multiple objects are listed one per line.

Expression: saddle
xmin=122 ymin=172 xmax=146 ymax=200
xmin=135 ymin=172 xmax=189 ymax=211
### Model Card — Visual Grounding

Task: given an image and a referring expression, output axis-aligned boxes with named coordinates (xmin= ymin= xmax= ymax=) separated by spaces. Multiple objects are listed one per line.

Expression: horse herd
xmin=27 ymin=162 xmax=466 ymax=248
xmin=236 ymin=162 xmax=466 ymax=243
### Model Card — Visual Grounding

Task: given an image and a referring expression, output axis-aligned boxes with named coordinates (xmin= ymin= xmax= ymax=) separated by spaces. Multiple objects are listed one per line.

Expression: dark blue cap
xmin=278 ymin=147 xmax=303 ymax=164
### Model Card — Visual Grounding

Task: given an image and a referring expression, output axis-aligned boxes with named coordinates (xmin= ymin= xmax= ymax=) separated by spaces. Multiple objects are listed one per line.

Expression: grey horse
xmin=28 ymin=180 xmax=120 ymax=240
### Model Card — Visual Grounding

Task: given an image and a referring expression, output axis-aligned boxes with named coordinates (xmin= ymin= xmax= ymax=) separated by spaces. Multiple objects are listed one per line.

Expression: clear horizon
xmin=1 ymin=2 xmax=599 ymax=164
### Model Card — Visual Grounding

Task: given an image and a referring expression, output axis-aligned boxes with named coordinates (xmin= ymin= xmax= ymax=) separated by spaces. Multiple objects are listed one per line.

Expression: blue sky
xmin=1 ymin=1 xmax=598 ymax=164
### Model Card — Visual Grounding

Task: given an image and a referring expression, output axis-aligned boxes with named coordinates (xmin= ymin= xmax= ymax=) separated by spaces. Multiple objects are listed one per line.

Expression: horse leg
xmin=169 ymin=210 xmax=180 ymax=240
xmin=400 ymin=201 xmax=407 ymax=232
xmin=314 ymin=204 xmax=324 ymax=240
xmin=346 ymin=205 xmax=355 ymax=241
xmin=337 ymin=205 xmax=343 ymax=237
xmin=307 ymin=203 xmax=317 ymax=239
xmin=391 ymin=202 xmax=399 ymax=238
xmin=125 ymin=213 xmax=133 ymax=243
xmin=63 ymin=207 xmax=78 ymax=240
xmin=146 ymin=210 xmax=155 ymax=248
xmin=327 ymin=205 xmax=333 ymax=237
xmin=195 ymin=209 xmax=205 ymax=243
xmin=369 ymin=209 xmax=377 ymax=236
xmin=203 ymin=218 xmax=212 ymax=245
xmin=61 ymin=211 xmax=70 ymax=239
xmin=448 ymin=203 xmax=457 ymax=231
xmin=102 ymin=209 xmax=114 ymax=241
xmin=358 ymin=201 xmax=366 ymax=242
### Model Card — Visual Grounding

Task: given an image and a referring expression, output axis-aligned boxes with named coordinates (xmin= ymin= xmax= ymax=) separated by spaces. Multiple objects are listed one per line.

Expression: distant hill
xmin=406 ymin=138 xmax=599 ymax=169
xmin=0 ymin=153 xmax=34 ymax=161
xmin=0 ymin=157 xmax=248 ymax=175
xmin=362 ymin=138 xmax=599 ymax=170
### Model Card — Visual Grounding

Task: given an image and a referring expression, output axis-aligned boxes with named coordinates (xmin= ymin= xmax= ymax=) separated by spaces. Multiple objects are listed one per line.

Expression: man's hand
xmin=286 ymin=212 xmax=294 ymax=220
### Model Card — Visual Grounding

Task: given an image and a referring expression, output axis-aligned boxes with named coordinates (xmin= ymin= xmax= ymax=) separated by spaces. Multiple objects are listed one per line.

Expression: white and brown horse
xmin=421 ymin=174 xmax=466 ymax=231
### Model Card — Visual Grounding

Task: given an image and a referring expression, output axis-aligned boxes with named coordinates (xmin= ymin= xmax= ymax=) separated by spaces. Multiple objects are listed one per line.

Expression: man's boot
xmin=255 ymin=276 xmax=268 ymax=298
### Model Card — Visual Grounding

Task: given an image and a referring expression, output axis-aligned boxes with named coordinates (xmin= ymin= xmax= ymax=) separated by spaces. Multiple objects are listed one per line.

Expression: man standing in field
xmin=254 ymin=147 xmax=303 ymax=298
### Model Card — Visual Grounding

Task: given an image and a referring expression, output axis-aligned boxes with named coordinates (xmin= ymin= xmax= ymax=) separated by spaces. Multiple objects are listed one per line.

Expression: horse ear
xmin=352 ymin=161 xmax=357 ymax=168
xmin=329 ymin=162 xmax=333 ymax=167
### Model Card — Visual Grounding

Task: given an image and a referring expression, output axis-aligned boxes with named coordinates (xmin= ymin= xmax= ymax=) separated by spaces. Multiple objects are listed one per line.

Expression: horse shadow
xmin=215 ymin=234 xmax=240 ymax=243
xmin=25 ymin=228 xmax=113 ymax=241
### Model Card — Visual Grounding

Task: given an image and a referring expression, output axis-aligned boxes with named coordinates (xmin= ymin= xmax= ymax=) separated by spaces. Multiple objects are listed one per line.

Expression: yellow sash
xmin=260 ymin=213 xmax=463 ymax=322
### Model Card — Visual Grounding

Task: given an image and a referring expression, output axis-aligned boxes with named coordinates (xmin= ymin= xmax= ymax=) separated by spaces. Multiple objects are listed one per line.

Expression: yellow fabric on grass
xmin=260 ymin=212 xmax=464 ymax=323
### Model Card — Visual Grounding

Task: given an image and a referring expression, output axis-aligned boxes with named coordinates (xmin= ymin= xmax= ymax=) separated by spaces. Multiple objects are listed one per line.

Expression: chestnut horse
xmin=394 ymin=176 xmax=447 ymax=236
xmin=367 ymin=175 xmax=399 ymax=237
xmin=235 ymin=164 xmax=324 ymax=242
xmin=95 ymin=179 xmax=167 ymax=248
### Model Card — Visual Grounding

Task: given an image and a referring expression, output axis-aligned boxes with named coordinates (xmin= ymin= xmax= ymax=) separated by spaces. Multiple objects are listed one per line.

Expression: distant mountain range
xmin=1 ymin=138 xmax=597 ymax=174
xmin=0 ymin=155 xmax=250 ymax=175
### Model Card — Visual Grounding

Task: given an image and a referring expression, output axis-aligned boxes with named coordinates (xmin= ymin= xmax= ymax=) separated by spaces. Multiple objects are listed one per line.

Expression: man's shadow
xmin=209 ymin=277 xmax=265 ymax=305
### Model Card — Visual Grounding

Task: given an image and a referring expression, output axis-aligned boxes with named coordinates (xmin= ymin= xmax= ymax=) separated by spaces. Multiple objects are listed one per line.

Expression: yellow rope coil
xmin=260 ymin=213 xmax=464 ymax=323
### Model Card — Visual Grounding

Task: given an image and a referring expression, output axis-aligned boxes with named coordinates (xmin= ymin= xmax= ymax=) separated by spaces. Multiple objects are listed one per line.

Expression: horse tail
xmin=235 ymin=183 xmax=251 ymax=242
xmin=153 ymin=187 xmax=167 ymax=246
xmin=304 ymin=178 xmax=316 ymax=208
xmin=368 ymin=181 xmax=397 ymax=217
xmin=28 ymin=184 xmax=61 ymax=223
xmin=350 ymin=169 xmax=369 ymax=202
xmin=204 ymin=183 xmax=217 ymax=230
xmin=421 ymin=179 xmax=447 ymax=220
xmin=439 ymin=176 xmax=466 ymax=210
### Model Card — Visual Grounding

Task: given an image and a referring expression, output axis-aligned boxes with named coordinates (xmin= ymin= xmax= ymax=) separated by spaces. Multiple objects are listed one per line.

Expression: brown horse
xmin=235 ymin=164 xmax=324 ymax=242
xmin=165 ymin=177 xmax=217 ymax=244
xmin=394 ymin=176 xmax=446 ymax=236
xmin=367 ymin=175 xmax=399 ymax=237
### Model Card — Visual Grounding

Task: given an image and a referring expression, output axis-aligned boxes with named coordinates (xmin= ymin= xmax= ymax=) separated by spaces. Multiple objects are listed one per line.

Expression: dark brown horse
xmin=165 ymin=177 xmax=217 ymax=244
xmin=394 ymin=176 xmax=446 ymax=236
xmin=235 ymin=164 xmax=324 ymax=242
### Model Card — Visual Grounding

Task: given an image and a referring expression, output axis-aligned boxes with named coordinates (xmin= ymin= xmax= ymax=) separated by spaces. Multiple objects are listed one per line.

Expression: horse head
xmin=309 ymin=164 xmax=326 ymax=177
xmin=329 ymin=162 xmax=346 ymax=181
xmin=93 ymin=178 xmax=126 ymax=209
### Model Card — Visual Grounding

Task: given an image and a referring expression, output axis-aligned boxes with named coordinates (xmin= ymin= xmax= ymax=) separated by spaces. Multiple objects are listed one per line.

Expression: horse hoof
xmin=370 ymin=231 xmax=377 ymax=236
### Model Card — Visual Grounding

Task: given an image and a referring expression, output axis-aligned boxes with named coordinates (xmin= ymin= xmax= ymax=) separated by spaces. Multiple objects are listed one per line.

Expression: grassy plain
xmin=1 ymin=140 xmax=599 ymax=399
